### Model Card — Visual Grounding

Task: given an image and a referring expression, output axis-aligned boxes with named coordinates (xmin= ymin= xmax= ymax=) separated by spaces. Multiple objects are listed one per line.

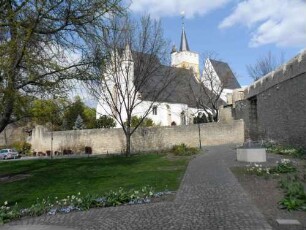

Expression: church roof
xmin=209 ymin=59 xmax=241 ymax=89
xmin=136 ymin=64 xmax=224 ymax=108
xmin=180 ymin=28 xmax=190 ymax=51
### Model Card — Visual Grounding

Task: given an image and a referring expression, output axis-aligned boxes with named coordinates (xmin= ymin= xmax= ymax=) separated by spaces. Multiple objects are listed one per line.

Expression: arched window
xmin=152 ymin=106 xmax=157 ymax=115
xmin=180 ymin=111 xmax=186 ymax=125
xmin=166 ymin=104 xmax=171 ymax=126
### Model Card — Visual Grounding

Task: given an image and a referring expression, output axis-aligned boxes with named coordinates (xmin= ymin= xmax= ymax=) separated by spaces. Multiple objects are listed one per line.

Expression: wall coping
xmin=244 ymin=49 xmax=306 ymax=99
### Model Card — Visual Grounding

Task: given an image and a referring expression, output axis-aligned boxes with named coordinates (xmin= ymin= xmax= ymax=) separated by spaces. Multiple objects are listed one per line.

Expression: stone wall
xmin=233 ymin=50 xmax=306 ymax=147
xmin=0 ymin=124 xmax=27 ymax=147
xmin=30 ymin=120 xmax=244 ymax=154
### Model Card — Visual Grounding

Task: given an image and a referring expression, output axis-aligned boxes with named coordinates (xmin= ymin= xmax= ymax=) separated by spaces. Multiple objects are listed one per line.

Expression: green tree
xmin=30 ymin=97 xmax=68 ymax=130
xmin=63 ymin=96 xmax=85 ymax=130
xmin=96 ymin=115 xmax=116 ymax=128
xmin=0 ymin=0 xmax=123 ymax=133
xmin=63 ymin=96 xmax=97 ymax=130
xmin=83 ymin=107 xmax=97 ymax=129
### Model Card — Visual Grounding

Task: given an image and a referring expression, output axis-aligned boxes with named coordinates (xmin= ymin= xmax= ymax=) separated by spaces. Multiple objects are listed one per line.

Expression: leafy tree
xmin=62 ymin=96 xmax=97 ymax=130
xmin=0 ymin=0 xmax=123 ymax=133
xmin=83 ymin=107 xmax=97 ymax=129
xmin=63 ymin=96 xmax=85 ymax=130
xmin=30 ymin=97 xmax=68 ymax=130
xmin=96 ymin=115 xmax=116 ymax=128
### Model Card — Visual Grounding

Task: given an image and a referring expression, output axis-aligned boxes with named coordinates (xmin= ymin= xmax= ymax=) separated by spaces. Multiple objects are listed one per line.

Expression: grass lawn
xmin=0 ymin=153 xmax=190 ymax=208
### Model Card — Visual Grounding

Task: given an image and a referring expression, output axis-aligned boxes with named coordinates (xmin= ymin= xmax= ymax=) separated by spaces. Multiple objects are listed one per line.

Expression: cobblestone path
xmin=3 ymin=145 xmax=272 ymax=230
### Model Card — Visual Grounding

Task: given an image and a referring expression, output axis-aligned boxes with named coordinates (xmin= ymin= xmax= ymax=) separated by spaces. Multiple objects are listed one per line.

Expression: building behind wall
xmin=96 ymin=19 xmax=241 ymax=127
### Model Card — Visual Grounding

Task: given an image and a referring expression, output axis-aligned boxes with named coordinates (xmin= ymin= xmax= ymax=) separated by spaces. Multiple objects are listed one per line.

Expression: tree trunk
xmin=0 ymin=93 xmax=15 ymax=133
xmin=125 ymin=126 xmax=131 ymax=157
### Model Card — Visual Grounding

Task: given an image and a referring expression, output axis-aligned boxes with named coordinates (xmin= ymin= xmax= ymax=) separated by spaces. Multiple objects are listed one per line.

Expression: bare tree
xmin=188 ymin=54 xmax=228 ymax=123
xmin=86 ymin=15 xmax=174 ymax=156
xmin=0 ymin=0 xmax=123 ymax=133
xmin=186 ymin=54 xmax=236 ymax=148
xmin=247 ymin=51 xmax=284 ymax=81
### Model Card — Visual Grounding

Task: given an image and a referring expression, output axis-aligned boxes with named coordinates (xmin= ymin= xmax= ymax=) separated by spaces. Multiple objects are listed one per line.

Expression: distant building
xmin=97 ymin=22 xmax=240 ymax=127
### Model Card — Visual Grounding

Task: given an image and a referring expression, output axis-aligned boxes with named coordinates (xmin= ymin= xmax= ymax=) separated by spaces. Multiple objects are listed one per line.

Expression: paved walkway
xmin=2 ymin=145 xmax=272 ymax=230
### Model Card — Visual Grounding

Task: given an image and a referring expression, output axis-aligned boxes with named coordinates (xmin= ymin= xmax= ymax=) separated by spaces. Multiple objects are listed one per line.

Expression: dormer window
xmin=152 ymin=106 xmax=157 ymax=115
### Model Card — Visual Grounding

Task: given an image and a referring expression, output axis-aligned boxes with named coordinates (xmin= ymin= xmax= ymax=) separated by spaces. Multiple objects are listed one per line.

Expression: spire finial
xmin=181 ymin=11 xmax=185 ymax=28
xmin=179 ymin=11 xmax=190 ymax=51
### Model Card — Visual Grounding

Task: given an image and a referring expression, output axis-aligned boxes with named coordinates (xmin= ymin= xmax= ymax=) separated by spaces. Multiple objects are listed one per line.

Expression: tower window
xmin=152 ymin=106 xmax=157 ymax=115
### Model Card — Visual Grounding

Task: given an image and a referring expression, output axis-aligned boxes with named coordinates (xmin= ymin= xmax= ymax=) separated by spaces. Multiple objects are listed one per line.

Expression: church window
xmin=152 ymin=106 xmax=157 ymax=115
xmin=180 ymin=111 xmax=186 ymax=125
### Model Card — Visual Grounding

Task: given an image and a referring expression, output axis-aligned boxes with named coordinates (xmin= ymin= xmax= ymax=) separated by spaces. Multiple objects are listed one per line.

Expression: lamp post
xmin=50 ymin=95 xmax=56 ymax=159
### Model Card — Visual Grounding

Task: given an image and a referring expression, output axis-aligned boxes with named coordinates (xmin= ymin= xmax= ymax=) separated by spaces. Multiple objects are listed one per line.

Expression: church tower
xmin=171 ymin=14 xmax=200 ymax=79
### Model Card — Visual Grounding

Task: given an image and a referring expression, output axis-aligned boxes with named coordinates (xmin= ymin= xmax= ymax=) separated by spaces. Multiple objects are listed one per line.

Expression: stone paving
xmin=2 ymin=145 xmax=272 ymax=230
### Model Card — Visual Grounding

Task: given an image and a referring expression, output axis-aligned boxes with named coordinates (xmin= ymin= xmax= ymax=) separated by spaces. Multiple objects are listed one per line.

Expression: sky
xmin=128 ymin=0 xmax=306 ymax=86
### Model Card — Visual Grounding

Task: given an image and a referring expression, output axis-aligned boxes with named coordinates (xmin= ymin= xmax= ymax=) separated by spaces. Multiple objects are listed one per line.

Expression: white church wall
xmin=97 ymin=98 xmax=194 ymax=128
xmin=133 ymin=101 xmax=190 ymax=126
xmin=202 ymin=59 xmax=221 ymax=90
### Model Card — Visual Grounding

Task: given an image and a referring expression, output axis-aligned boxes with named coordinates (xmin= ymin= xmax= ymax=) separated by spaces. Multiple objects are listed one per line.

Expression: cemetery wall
xmin=30 ymin=120 xmax=244 ymax=154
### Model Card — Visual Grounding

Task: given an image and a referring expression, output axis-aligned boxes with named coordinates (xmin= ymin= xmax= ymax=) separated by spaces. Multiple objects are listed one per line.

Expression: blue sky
xmin=129 ymin=0 xmax=306 ymax=86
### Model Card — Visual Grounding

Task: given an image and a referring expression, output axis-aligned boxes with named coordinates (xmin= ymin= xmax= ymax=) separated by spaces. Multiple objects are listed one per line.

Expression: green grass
xmin=0 ymin=154 xmax=190 ymax=208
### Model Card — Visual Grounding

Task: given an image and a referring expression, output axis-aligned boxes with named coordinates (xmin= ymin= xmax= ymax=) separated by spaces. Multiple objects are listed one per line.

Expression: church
xmin=96 ymin=23 xmax=240 ymax=127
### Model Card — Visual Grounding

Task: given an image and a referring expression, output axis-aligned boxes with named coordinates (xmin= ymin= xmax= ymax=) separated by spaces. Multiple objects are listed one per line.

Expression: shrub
xmin=11 ymin=141 xmax=32 ymax=155
xmin=125 ymin=116 xmax=155 ymax=128
xmin=96 ymin=115 xmax=116 ymax=128
xmin=171 ymin=143 xmax=199 ymax=156
xmin=193 ymin=113 xmax=209 ymax=124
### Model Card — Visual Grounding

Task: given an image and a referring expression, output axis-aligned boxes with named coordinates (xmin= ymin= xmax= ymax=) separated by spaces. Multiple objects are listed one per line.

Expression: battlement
xmin=244 ymin=49 xmax=306 ymax=99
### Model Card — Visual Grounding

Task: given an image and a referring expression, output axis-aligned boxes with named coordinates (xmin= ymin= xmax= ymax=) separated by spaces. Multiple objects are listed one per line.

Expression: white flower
xmin=281 ymin=159 xmax=291 ymax=164
xmin=4 ymin=201 xmax=8 ymax=206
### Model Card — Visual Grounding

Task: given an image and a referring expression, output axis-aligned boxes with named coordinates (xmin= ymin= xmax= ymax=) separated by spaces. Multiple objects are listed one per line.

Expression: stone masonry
xmin=233 ymin=50 xmax=306 ymax=148
xmin=30 ymin=120 xmax=244 ymax=154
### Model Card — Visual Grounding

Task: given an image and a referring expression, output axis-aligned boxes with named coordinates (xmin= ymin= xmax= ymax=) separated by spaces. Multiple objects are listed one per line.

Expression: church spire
xmin=179 ymin=12 xmax=190 ymax=51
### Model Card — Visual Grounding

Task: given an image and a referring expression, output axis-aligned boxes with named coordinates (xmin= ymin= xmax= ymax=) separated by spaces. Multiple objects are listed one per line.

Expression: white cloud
xmin=129 ymin=0 xmax=231 ymax=18
xmin=219 ymin=0 xmax=306 ymax=47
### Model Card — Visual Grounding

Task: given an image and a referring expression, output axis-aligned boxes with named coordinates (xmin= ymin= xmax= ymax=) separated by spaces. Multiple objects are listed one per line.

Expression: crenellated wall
xmin=244 ymin=50 xmax=306 ymax=99
xmin=234 ymin=49 xmax=306 ymax=147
